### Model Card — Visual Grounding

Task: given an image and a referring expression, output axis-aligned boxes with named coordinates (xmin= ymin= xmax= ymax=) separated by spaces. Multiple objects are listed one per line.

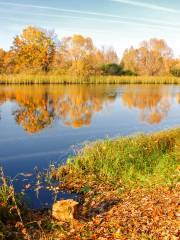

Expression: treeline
xmin=0 ymin=26 xmax=180 ymax=77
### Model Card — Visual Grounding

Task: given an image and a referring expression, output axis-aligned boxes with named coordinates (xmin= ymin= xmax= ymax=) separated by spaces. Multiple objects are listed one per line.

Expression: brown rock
xmin=52 ymin=199 xmax=79 ymax=222
xmin=175 ymin=210 xmax=180 ymax=221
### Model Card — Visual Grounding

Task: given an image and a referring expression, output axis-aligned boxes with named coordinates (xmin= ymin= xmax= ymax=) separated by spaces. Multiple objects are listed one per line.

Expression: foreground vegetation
xmin=0 ymin=128 xmax=179 ymax=239
xmin=1 ymin=74 xmax=180 ymax=84
xmin=57 ymin=128 xmax=180 ymax=189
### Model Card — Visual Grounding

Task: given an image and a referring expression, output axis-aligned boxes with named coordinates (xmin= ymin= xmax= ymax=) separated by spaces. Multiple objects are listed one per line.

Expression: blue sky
xmin=0 ymin=0 xmax=180 ymax=57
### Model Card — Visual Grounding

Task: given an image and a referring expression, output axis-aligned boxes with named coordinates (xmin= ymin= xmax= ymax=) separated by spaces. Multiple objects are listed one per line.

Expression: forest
xmin=0 ymin=26 xmax=180 ymax=79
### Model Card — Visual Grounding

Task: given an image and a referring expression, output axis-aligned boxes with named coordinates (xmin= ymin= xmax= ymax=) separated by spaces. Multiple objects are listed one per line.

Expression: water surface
xmin=0 ymin=84 xmax=179 ymax=207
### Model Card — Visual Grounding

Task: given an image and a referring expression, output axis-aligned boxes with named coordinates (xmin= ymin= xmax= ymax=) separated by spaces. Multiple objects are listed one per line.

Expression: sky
xmin=0 ymin=0 xmax=180 ymax=57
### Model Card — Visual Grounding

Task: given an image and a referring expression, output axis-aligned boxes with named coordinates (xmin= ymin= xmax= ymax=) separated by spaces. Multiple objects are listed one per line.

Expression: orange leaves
xmin=0 ymin=28 xmax=179 ymax=77
xmin=56 ymin=34 xmax=119 ymax=78
xmin=57 ymin=34 xmax=96 ymax=78
xmin=122 ymin=38 xmax=174 ymax=76
xmin=11 ymin=26 xmax=55 ymax=73
xmin=0 ymin=48 xmax=8 ymax=74
xmin=51 ymin=186 xmax=180 ymax=239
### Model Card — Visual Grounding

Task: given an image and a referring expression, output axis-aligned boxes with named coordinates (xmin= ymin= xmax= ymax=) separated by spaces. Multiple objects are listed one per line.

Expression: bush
xmin=170 ymin=66 xmax=180 ymax=77
xmin=101 ymin=63 xmax=124 ymax=76
xmin=123 ymin=69 xmax=138 ymax=76
xmin=101 ymin=64 xmax=138 ymax=76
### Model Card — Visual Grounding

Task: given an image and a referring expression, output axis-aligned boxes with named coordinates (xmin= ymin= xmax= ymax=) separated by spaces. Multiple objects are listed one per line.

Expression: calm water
xmin=0 ymin=84 xmax=179 ymax=207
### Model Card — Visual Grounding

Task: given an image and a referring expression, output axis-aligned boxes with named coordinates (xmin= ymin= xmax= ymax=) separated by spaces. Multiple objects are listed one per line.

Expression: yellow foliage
xmin=122 ymin=38 xmax=175 ymax=76
xmin=12 ymin=26 xmax=55 ymax=73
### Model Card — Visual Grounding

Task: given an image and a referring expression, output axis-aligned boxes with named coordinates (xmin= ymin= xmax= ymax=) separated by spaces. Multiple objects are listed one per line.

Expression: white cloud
xmin=0 ymin=2 xmax=180 ymax=30
xmin=111 ymin=0 xmax=180 ymax=13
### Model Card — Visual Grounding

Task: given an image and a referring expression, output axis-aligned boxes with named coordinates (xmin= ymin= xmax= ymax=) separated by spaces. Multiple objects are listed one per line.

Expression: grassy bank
xmin=56 ymin=128 xmax=180 ymax=190
xmin=0 ymin=129 xmax=179 ymax=239
xmin=0 ymin=74 xmax=180 ymax=84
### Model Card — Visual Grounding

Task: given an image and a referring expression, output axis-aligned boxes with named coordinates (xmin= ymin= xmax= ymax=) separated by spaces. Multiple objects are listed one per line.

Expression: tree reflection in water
xmin=0 ymin=85 xmax=178 ymax=133
xmin=0 ymin=85 xmax=116 ymax=133
xmin=122 ymin=85 xmax=173 ymax=124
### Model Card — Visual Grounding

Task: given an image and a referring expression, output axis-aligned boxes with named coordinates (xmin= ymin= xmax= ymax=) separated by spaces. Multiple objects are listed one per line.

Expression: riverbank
xmin=0 ymin=128 xmax=179 ymax=239
xmin=56 ymin=128 xmax=180 ymax=189
xmin=0 ymin=74 xmax=180 ymax=84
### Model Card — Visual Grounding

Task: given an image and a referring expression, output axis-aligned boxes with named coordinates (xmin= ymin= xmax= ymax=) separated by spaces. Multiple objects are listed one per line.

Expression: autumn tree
xmin=55 ymin=35 xmax=96 ymax=78
xmin=12 ymin=26 xmax=56 ymax=73
xmin=121 ymin=39 xmax=174 ymax=76
xmin=54 ymin=36 xmax=119 ymax=77
xmin=2 ymin=50 xmax=17 ymax=74
xmin=100 ymin=46 xmax=118 ymax=64
xmin=0 ymin=48 xmax=6 ymax=73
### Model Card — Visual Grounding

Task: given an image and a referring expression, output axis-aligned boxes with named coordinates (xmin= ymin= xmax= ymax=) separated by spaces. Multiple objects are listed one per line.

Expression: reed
xmin=0 ymin=74 xmax=180 ymax=84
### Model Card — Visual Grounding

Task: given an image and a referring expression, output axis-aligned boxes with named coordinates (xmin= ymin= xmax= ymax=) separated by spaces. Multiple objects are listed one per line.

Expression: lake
xmin=0 ymin=84 xmax=179 ymax=207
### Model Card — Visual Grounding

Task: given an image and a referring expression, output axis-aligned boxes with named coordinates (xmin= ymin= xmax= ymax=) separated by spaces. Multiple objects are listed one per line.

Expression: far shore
xmin=0 ymin=74 xmax=180 ymax=85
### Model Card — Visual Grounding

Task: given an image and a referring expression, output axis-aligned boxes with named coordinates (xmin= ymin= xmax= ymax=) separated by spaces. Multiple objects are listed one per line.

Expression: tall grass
xmin=57 ymin=129 xmax=180 ymax=189
xmin=0 ymin=168 xmax=30 ymax=239
xmin=0 ymin=74 xmax=180 ymax=84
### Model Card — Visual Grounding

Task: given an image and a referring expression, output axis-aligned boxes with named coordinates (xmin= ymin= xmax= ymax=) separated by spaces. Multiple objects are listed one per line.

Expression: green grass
xmin=57 ymin=129 xmax=180 ymax=189
xmin=0 ymin=74 xmax=180 ymax=84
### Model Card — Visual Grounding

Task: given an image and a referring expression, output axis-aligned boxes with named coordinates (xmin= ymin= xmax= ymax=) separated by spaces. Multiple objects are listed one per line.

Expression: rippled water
xmin=0 ymin=84 xmax=179 ymax=207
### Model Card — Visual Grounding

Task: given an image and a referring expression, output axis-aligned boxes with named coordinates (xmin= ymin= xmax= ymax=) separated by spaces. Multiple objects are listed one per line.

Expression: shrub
xmin=101 ymin=63 xmax=124 ymax=76
xmin=170 ymin=66 xmax=180 ymax=77
xmin=123 ymin=69 xmax=137 ymax=76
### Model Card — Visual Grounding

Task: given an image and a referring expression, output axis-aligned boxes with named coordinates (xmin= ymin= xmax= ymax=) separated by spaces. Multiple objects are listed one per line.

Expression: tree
xmin=100 ymin=46 xmax=119 ymax=64
xmin=0 ymin=48 xmax=5 ymax=73
xmin=121 ymin=39 xmax=174 ymax=76
xmin=3 ymin=50 xmax=17 ymax=74
xmin=12 ymin=26 xmax=56 ymax=73
xmin=55 ymin=37 xmax=119 ymax=77
xmin=56 ymin=34 xmax=96 ymax=78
